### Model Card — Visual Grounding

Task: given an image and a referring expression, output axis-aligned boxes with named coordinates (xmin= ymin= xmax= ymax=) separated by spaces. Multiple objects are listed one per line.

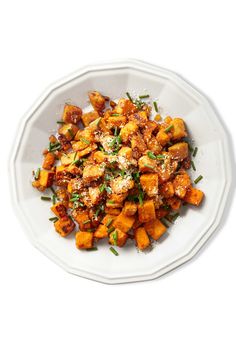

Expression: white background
xmin=1 ymin=1 xmax=236 ymax=353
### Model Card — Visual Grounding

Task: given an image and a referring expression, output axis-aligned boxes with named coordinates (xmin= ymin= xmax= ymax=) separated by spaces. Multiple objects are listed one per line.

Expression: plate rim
xmin=9 ymin=59 xmax=233 ymax=284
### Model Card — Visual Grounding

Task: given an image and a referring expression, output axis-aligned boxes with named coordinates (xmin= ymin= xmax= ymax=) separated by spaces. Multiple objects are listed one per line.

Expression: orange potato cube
xmin=131 ymin=133 xmax=147 ymax=153
xmin=110 ymin=176 xmax=134 ymax=194
xmin=168 ymin=142 xmax=188 ymax=160
xmin=183 ymin=185 xmax=204 ymax=206
xmin=55 ymin=166 xmax=72 ymax=187
xmin=76 ymin=231 xmax=93 ymax=249
xmin=101 ymin=214 xmax=116 ymax=226
xmin=138 ymin=155 xmax=157 ymax=173
xmin=58 ymin=123 xmax=79 ymax=141
xmin=166 ymin=196 xmax=182 ymax=210
xmin=54 ymin=216 xmax=75 ymax=237
xmin=140 ymin=173 xmax=159 ymax=197
xmin=76 ymin=144 xmax=97 ymax=158
xmin=88 ymin=186 xmax=101 ymax=205
xmin=108 ymin=115 xmax=127 ymax=128
xmin=135 ymin=227 xmax=150 ymax=250
xmin=106 ymin=193 xmax=127 ymax=208
xmin=109 ymin=228 xmax=128 ymax=247
xmin=116 ymin=98 xmax=137 ymax=115
xmin=122 ymin=201 xmax=137 ymax=216
xmin=156 ymin=129 xmax=170 ymax=146
xmin=159 ymin=181 xmax=175 ymax=198
xmin=118 ymin=146 xmax=133 ymax=159
xmin=42 ymin=152 xmax=55 ymax=170
xmin=82 ymin=164 xmax=104 ymax=184
xmin=61 ymin=151 xmax=78 ymax=166
xmin=62 ymin=104 xmax=82 ymax=124
xmin=144 ymin=219 xmax=167 ymax=240
xmin=81 ymin=111 xmax=100 ymax=127
xmin=94 ymin=224 xmax=108 ymax=239
xmin=72 ymin=210 xmax=91 ymax=230
xmin=89 ymin=91 xmax=105 ymax=112
xmin=93 ymin=151 xmax=107 ymax=163
xmin=172 ymin=118 xmax=187 ymax=140
xmin=36 ymin=170 xmax=54 ymax=189
xmin=113 ymin=212 xmax=135 ymax=233
xmin=51 ymin=202 xmax=67 ymax=218
xmin=138 ymin=200 xmax=156 ymax=223
xmin=120 ymin=121 xmax=138 ymax=143
xmin=173 ymin=173 xmax=191 ymax=199
xmin=104 ymin=207 xmax=121 ymax=216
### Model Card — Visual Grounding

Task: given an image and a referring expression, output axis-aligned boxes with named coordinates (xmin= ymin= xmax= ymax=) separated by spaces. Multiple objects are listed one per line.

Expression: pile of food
xmin=32 ymin=91 xmax=204 ymax=255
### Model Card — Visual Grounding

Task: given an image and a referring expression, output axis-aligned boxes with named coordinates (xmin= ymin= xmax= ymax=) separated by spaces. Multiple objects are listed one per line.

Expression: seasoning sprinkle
xmin=153 ymin=101 xmax=158 ymax=112
xmin=194 ymin=175 xmax=203 ymax=184
xmin=164 ymin=124 xmax=174 ymax=133
xmin=190 ymin=160 xmax=196 ymax=171
xmin=193 ymin=147 xmax=198 ymax=157
xmin=109 ymin=246 xmax=119 ymax=256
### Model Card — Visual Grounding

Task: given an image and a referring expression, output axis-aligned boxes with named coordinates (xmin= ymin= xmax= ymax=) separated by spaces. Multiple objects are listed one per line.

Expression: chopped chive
xmin=139 ymin=94 xmax=150 ymax=99
xmin=83 ymin=220 xmax=91 ymax=224
xmin=72 ymin=159 xmax=81 ymax=165
xmin=111 ymin=114 xmax=120 ymax=117
xmin=162 ymin=205 xmax=170 ymax=210
xmin=138 ymin=193 xmax=143 ymax=206
xmin=49 ymin=217 xmax=58 ymax=222
xmin=120 ymin=169 xmax=125 ymax=178
xmin=109 ymin=246 xmax=119 ymax=256
xmin=41 ymin=196 xmax=51 ymax=201
xmin=108 ymin=226 xmax=115 ymax=234
xmin=193 ymin=147 xmax=198 ymax=157
xmin=68 ymin=128 xmax=74 ymax=138
xmin=99 ymin=184 xmax=106 ymax=192
xmin=95 ymin=208 xmax=100 ymax=217
xmin=35 ymin=168 xmax=40 ymax=180
xmin=171 ymin=213 xmax=180 ymax=222
xmin=114 ymin=127 xmax=118 ymax=136
xmin=160 ymin=218 xmax=170 ymax=228
xmin=52 ymin=194 xmax=56 ymax=204
xmin=57 ymin=121 xmax=65 ymax=124
xmin=153 ymin=101 xmax=158 ymax=112
xmin=71 ymin=193 xmax=82 ymax=198
xmin=107 ymin=200 xmax=114 ymax=204
xmin=164 ymin=124 xmax=174 ymax=133
xmin=194 ymin=175 xmax=203 ymax=184
xmin=50 ymin=186 xmax=56 ymax=195
xmin=126 ymin=92 xmax=133 ymax=102
xmin=49 ymin=142 xmax=61 ymax=152
xmin=106 ymin=218 xmax=113 ymax=227
xmin=86 ymin=247 xmax=98 ymax=251
xmin=70 ymin=196 xmax=81 ymax=202
xmin=105 ymin=185 xmax=112 ymax=194
xmin=144 ymin=164 xmax=154 ymax=169
xmin=112 ymin=230 xmax=118 ymax=245
xmin=190 ymin=160 xmax=196 ymax=171
xmin=147 ymin=151 xmax=157 ymax=160
xmin=156 ymin=154 xmax=166 ymax=159
xmin=80 ymin=137 xmax=90 ymax=144
xmin=87 ymin=228 xmax=96 ymax=232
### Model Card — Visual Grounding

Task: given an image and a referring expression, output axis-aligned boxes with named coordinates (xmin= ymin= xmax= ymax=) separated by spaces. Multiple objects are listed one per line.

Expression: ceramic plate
xmin=9 ymin=59 xmax=232 ymax=284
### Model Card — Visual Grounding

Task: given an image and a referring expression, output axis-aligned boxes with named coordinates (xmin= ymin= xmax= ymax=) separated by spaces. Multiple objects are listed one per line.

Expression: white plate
xmin=9 ymin=59 xmax=232 ymax=284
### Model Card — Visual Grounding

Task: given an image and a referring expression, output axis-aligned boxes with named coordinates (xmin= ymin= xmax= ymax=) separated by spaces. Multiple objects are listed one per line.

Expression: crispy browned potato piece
xmin=51 ymin=202 xmax=67 ymax=218
xmin=159 ymin=182 xmax=174 ymax=198
xmin=116 ymin=98 xmax=137 ymax=115
xmin=120 ymin=121 xmax=138 ymax=143
xmin=42 ymin=152 xmax=55 ymax=170
xmin=135 ymin=227 xmax=150 ymax=250
xmin=168 ymin=142 xmax=188 ymax=160
xmin=166 ymin=196 xmax=182 ymax=210
xmin=76 ymin=231 xmax=93 ymax=249
xmin=173 ymin=172 xmax=191 ymax=199
xmin=82 ymin=164 xmax=104 ymax=184
xmin=88 ymin=186 xmax=101 ymax=205
xmin=32 ymin=170 xmax=54 ymax=190
xmin=118 ymin=146 xmax=133 ymax=159
xmin=58 ymin=123 xmax=79 ymax=141
xmin=81 ymin=111 xmax=100 ymax=127
xmin=110 ymin=176 xmax=134 ymax=194
xmin=156 ymin=129 xmax=171 ymax=146
xmin=54 ymin=216 xmax=75 ymax=237
xmin=113 ymin=212 xmax=135 ymax=233
xmin=144 ymin=219 xmax=167 ymax=240
xmin=122 ymin=201 xmax=137 ymax=216
xmin=101 ymin=214 xmax=116 ymax=226
xmin=108 ymin=115 xmax=127 ymax=128
xmin=172 ymin=118 xmax=187 ymax=140
xmin=106 ymin=193 xmax=127 ymax=208
xmin=62 ymin=104 xmax=82 ymax=124
xmin=89 ymin=91 xmax=105 ymax=112
xmin=104 ymin=208 xmax=121 ymax=215
xmin=138 ymin=155 xmax=157 ymax=173
xmin=140 ymin=173 xmax=158 ymax=197
xmin=72 ymin=210 xmax=92 ymax=230
xmin=138 ymin=200 xmax=156 ymax=223
xmin=131 ymin=133 xmax=147 ymax=154
xmin=183 ymin=185 xmax=204 ymax=206
xmin=94 ymin=224 xmax=108 ymax=239
xmin=109 ymin=228 xmax=128 ymax=247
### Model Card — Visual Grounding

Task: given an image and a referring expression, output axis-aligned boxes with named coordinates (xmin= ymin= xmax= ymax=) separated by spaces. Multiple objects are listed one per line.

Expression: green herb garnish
xmin=48 ymin=142 xmax=61 ymax=152
xmin=190 ymin=160 xmax=196 ymax=171
xmin=147 ymin=151 xmax=157 ymax=160
xmin=111 ymin=114 xmax=120 ymax=117
xmin=34 ymin=168 xmax=40 ymax=180
xmin=108 ymin=226 xmax=115 ymax=234
xmin=68 ymin=128 xmax=74 ymax=138
xmin=153 ymin=101 xmax=158 ymax=112
xmin=112 ymin=230 xmax=118 ymax=245
xmin=52 ymin=194 xmax=56 ymax=204
xmin=106 ymin=218 xmax=113 ymax=227
xmin=139 ymin=94 xmax=150 ymax=99
xmin=99 ymin=184 xmax=106 ymax=192
xmin=57 ymin=121 xmax=65 ymax=124
xmin=107 ymin=200 xmax=114 ymax=204
xmin=144 ymin=164 xmax=154 ymax=169
xmin=109 ymin=246 xmax=119 ymax=256
xmin=83 ymin=220 xmax=91 ymax=225
xmin=194 ymin=175 xmax=203 ymax=184
xmin=80 ymin=137 xmax=90 ymax=145
xmin=164 ymin=124 xmax=173 ymax=133
xmin=86 ymin=247 xmax=98 ymax=251
xmin=41 ymin=196 xmax=51 ymax=201
xmin=126 ymin=92 xmax=133 ymax=102
xmin=160 ymin=218 xmax=170 ymax=228
xmin=87 ymin=229 xmax=96 ymax=233
xmin=193 ymin=147 xmax=198 ymax=157
xmin=49 ymin=217 xmax=58 ymax=222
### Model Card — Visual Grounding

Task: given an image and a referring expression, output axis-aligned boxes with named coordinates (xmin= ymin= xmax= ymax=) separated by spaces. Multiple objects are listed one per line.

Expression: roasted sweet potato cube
xmin=135 ymin=227 xmax=150 ymax=250
xmin=109 ymin=228 xmax=128 ymax=247
xmin=75 ymin=231 xmax=93 ymax=249
xmin=76 ymin=144 xmax=97 ymax=158
xmin=72 ymin=210 xmax=91 ymax=230
xmin=138 ymin=155 xmax=157 ymax=173
xmin=155 ymin=208 xmax=169 ymax=219
xmin=183 ymin=185 xmax=204 ymax=206
xmin=116 ymin=98 xmax=137 ymax=115
xmin=54 ymin=216 xmax=75 ymax=237
xmin=110 ymin=176 xmax=134 ymax=194
xmin=101 ymin=214 xmax=116 ymax=226
xmin=146 ymin=138 xmax=162 ymax=155
xmin=166 ymin=196 xmax=182 ymax=210
xmin=168 ymin=142 xmax=188 ymax=160
xmin=144 ymin=219 xmax=167 ymax=240
xmin=129 ymin=111 xmax=149 ymax=128
xmin=51 ymin=202 xmax=67 ymax=218
xmin=93 ymin=151 xmax=107 ymax=163
xmin=113 ymin=212 xmax=135 ymax=233
xmin=108 ymin=115 xmax=127 ymax=128
xmin=58 ymin=123 xmax=79 ymax=141
xmin=82 ymin=164 xmax=104 ymax=184
xmin=60 ymin=151 xmax=78 ymax=166
xmin=62 ymin=104 xmax=82 ymax=124
xmin=173 ymin=173 xmax=191 ymax=199
xmin=159 ymin=181 xmax=174 ymax=198
xmin=81 ymin=111 xmax=100 ymax=127
xmin=94 ymin=224 xmax=108 ymax=239
xmin=74 ymin=127 xmax=94 ymax=142
xmin=88 ymin=186 xmax=101 ymax=205
xmin=120 ymin=121 xmax=138 ymax=143
xmin=55 ymin=166 xmax=72 ymax=187
xmin=140 ymin=173 xmax=158 ymax=197
xmin=67 ymin=177 xmax=83 ymax=193
xmin=138 ymin=200 xmax=156 ymax=223
xmin=172 ymin=118 xmax=187 ymax=140
xmin=133 ymin=217 xmax=143 ymax=229
xmin=131 ymin=133 xmax=147 ymax=153
xmin=42 ymin=152 xmax=55 ymax=170
xmin=106 ymin=193 xmax=127 ymax=208
xmin=37 ymin=170 xmax=54 ymax=188
xmin=89 ymin=91 xmax=105 ymax=112
xmin=122 ymin=201 xmax=137 ymax=216
xmin=104 ymin=207 xmax=121 ymax=215
xmin=156 ymin=129 xmax=170 ymax=146
xmin=118 ymin=146 xmax=133 ymax=159
xmin=156 ymin=155 xmax=178 ymax=184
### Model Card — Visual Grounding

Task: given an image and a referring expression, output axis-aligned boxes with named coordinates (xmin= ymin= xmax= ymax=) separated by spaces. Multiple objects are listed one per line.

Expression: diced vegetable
xmin=135 ymin=227 xmax=150 ymax=250
xmin=144 ymin=219 xmax=167 ymax=240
